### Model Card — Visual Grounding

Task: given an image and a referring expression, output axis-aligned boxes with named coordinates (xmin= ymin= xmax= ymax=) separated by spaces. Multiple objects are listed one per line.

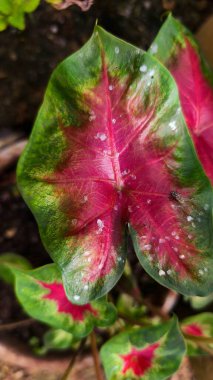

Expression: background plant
xmin=0 ymin=0 xmax=94 ymax=31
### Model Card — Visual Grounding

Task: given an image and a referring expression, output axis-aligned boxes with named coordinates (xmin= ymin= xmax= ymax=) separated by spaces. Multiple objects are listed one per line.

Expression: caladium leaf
xmin=181 ymin=312 xmax=213 ymax=338
xmin=150 ymin=14 xmax=213 ymax=184
xmin=0 ymin=252 xmax=32 ymax=285
xmin=181 ymin=312 xmax=213 ymax=356
xmin=100 ymin=316 xmax=185 ymax=380
xmin=17 ymin=24 xmax=213 ymax=304
xmin=14 ymin=263 xmax=117 ymax=338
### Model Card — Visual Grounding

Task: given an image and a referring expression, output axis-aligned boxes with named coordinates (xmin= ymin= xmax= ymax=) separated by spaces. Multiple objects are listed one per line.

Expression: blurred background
xmin=0 ymin=1 xmax=213 ymax=379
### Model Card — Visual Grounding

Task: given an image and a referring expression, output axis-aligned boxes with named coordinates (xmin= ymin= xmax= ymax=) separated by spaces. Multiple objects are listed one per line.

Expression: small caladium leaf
xmin=181 ymin=312 xmax=213 ymax=356
xmin=17 ymin=25 xmax=213 ymax=304
xmin=100 ymin=316 xmax=185 ymax=380
xmin=150 ymin=14 xmax=213 ymax=184
xmin=0 ymin=253 xmax=32 ymax=285
xmin=14 ymin=264 xmax=117 ymax=338
xmin=181 ymin=312 xmax=213 ymax=338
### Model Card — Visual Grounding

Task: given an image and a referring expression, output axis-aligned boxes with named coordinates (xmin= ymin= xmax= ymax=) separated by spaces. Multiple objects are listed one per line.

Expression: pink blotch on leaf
xmin=40 ymin=281 xmax=97 ymax=321
xmin=183 ymin=323 xmax=203 ymax=337
xmin=120 ymin=343 xmax=159 ymax=376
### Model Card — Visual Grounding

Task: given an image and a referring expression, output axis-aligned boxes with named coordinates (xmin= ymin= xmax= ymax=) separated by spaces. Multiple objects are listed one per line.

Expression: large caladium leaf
xmin=14 ymin=264 xmax=117 ymax=338
xmin=150 ymin=14 xmax=213 ymax=184
xmin=100 ymin=316 xmax=185 ymax=380
xmin=17 ymin=24 xmax=213 ymax=304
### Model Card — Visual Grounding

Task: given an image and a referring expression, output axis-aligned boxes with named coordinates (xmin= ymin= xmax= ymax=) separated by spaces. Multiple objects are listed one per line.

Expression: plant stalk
xmin=0 ymin=318 xmax=34 ymax=331
xmin=61 ymin=338 xmax=86 ymax=380
xmin=90 ymin=330 xmax=104 ymax=380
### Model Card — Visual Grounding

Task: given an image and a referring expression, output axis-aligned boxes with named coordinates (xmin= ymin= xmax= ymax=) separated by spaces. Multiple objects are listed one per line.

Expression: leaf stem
xmin=118 ymin=312 xmax=151 ymax=327
xmin=183 ymin=333 xmax=213 ymax=344
xmin=90 ymin=330 xmax=104 ymax=380
xmin=195 ymin=342 xmax=213 ymax=356
xmin=125 ymin=259 xmax=169 ymax=320
xmin=0 ymin=318 xmax=34 ymax=331
xmin=61 ymin=338 xmax=86 ymax=380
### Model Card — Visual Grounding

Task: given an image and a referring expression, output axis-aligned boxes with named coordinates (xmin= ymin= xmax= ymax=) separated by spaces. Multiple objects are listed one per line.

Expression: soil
xmin=0 ymin=0 xmax=213 ymax=378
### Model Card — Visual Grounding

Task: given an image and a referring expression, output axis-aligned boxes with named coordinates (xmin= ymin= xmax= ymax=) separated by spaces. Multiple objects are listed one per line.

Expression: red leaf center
xmin=183 ymin=323 xmax=203 ymax=337
xmin=120 ymin=343 xmax=159 ymax=376
xmin=40 ymin=281 xmax=97 ymax=321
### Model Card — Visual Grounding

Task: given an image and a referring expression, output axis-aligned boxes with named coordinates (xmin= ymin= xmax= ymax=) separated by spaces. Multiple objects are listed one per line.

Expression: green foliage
xmin=0 ymin=0 xmax=40 ymax=31
xmin=30 ymin=328 xmax=75 ymax=355
xmin=0 ymin=0 xmax=65 ymax=31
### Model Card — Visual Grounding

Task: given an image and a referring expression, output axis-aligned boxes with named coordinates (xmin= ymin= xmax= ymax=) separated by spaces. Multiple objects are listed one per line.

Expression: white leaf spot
xmin=115 ymin=46 xmax=120 ymax=54
xmin=198 ymin=269 xmax=204 ymax=275
xmin=159 ymin=269 xmax=166 ymax=276
xmin=187 ymin=216 xmax=193 ymax=222
xmin=122 ymin=169 xmax=130 ymax=176
xmin=149 ymin=69 xmax=155 ymax=77
xmin=128 ymin=205 xmax=133 ymax=213
xmin=97 ymin=219 xmax=104 ymax=229
xmin=71 ymin=219 xmax=77 ymax=226
xmin=150 ymin=43 xmax=158 ymax=54
xmin=95 ymin=133 xmax=107 ymax=141
xmin=169 ymin=121 xmax=177 ymax=131
xmin=144 ymin=244 xmax=152 ymax=251
xmin=140 ymin=64 xmax=147 ymax=73
xmin=74 ymin=295 xmax=80 ymax=301
xmin=81 ymin=195 xmax=88 ymax=204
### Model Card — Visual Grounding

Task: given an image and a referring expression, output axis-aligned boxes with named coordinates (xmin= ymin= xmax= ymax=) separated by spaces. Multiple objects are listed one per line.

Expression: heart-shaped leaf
xmin=17 ymin=24 xmax=213 ymax=304
xmin=150 ymin=14 xmax=213 ymax=184
xmin=100 ymin=316 xmax=185 ymax=380
xmin=14 ymin=263 xmax=117 ymax=338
